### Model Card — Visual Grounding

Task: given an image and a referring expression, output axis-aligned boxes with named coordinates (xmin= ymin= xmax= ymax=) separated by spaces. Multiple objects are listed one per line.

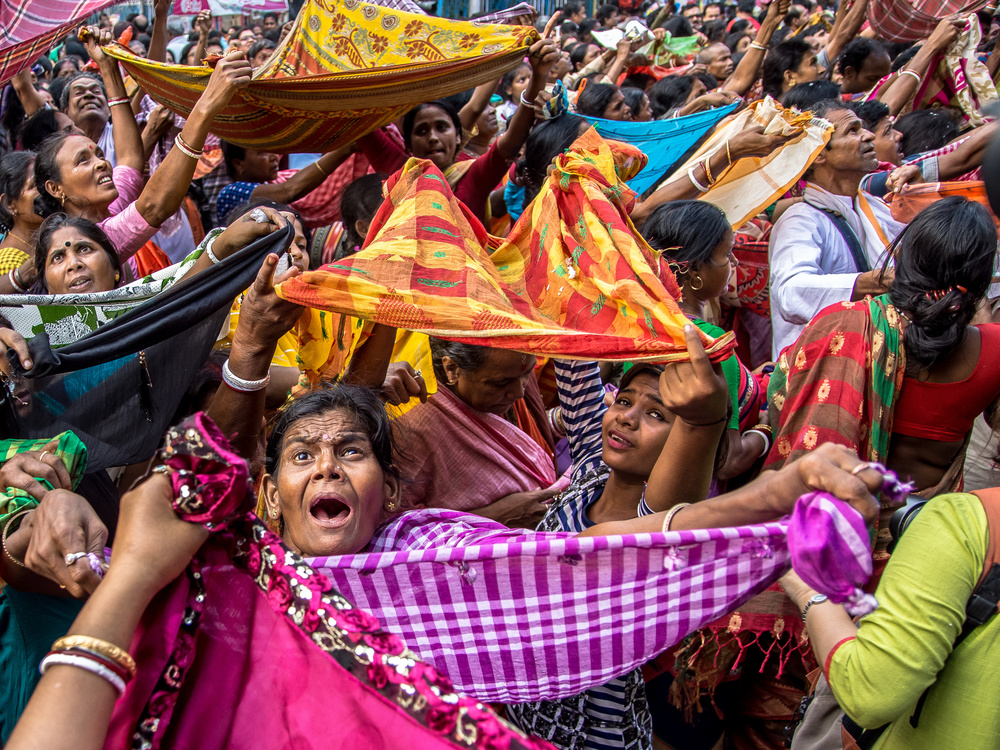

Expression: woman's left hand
xmin=778 ymin=569 xmax=816 ymax=609
xmin=527 ymin=38 xmax=560 ymax=82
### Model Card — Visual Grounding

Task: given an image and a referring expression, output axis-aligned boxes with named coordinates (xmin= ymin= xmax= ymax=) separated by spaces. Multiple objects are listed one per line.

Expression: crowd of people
xmin=1 ymin=0 xmax=1000 ymax=748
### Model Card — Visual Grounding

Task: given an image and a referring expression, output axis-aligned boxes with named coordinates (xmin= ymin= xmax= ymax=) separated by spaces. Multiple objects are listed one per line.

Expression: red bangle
xmin=824 ymin=635 xmax=856 ymax=681
xmin=46 ymin=648 xmax=132 ymax=683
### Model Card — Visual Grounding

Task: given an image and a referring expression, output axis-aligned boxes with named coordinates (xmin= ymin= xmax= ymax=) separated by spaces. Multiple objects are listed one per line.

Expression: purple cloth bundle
xmin=787 ymin=492 xmax=878 ymax=616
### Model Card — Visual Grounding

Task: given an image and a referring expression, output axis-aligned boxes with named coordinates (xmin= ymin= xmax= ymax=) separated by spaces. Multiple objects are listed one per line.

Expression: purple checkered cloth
xmin=373 ymin=0 xmax=537 ymax=23
xmin=868 ymin=0 xmax=989 ymax=42
xmin=311 ymin=508 xmax=791 ymax=703
xmin=0 ymin=0 xmax=116 ymax=88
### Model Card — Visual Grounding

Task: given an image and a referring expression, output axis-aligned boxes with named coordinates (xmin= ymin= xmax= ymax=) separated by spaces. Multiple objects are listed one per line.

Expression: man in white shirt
xmin=769 ymin=99 xmax=904 ymax=356
xmin=61 ymin=72 xmax=117 ymax=167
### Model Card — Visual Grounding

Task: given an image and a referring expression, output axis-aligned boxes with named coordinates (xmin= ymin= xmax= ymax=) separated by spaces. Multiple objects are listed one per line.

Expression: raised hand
xmin=657 ymin=325 xmax=729 ymax=428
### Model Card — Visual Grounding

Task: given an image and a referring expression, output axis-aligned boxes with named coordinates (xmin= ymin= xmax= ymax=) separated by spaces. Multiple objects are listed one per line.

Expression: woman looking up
xmin=0 ymin=152 xmax=41 ymax=292
xmin=355 ymin=38 xmax=560 ymax=222
xmin=31 ymin=28 xmax=251 ymax=279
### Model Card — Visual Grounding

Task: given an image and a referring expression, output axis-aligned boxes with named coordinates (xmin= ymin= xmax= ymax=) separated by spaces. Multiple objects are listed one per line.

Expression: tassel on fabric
xmin=138 ymin=350 xmax=154 ymax=422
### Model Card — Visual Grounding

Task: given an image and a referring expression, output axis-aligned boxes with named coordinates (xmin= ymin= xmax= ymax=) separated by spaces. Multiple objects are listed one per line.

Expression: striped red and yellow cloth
xmin=103 ymin=0 xmax=536 ymax=153
xmin=277 ymin=128 xmax=734 ymax=364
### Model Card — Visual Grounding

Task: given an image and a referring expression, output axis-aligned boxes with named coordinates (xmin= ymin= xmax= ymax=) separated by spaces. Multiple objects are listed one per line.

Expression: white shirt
xmin=769 ymin=187 xmax=904 ymax=357
xmin=97 ymin=120 xmax=116 ymax=169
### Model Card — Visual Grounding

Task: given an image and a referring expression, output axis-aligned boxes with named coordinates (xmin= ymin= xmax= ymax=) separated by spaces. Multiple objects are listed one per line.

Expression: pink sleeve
xmin=107 ymin=165 xmax=145 ymax=217
xmin=99 ymin=201 xmax=158 ymax=263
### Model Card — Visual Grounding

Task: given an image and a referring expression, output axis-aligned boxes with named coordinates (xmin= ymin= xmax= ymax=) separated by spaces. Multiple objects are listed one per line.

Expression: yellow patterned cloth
xmin=277 ymin=128 xmax=733 ymax=363
xmin=0 ymin=246 xmax=28 ymax=274
xmin=103 ymin=0 xmax=537 ymax=153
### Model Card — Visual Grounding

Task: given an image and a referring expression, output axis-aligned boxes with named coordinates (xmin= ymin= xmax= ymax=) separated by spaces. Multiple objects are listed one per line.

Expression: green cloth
xmin=692 ymin=319 xmax=740 ymax=431
xmin=0 ymin=431 xmax=88 ymax=526
xmin=829 ymin=493 xmax=998 ymax=749
xmin=867 ymin=294 xmax=902 ymax=461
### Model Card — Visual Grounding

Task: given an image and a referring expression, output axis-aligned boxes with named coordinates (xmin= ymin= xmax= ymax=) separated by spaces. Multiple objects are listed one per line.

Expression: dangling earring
xmin=59 ymin=195 xmax=66 ymax=206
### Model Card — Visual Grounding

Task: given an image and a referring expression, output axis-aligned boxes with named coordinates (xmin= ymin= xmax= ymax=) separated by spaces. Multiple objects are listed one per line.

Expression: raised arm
xmin=877 ymin=16 xmax=963 ymax=116
xmin=496 ymin=38 xmax=560 ymax=161
xmin=459 ymin=80 xmax=498 ymax=133
xmin=936 ymin=119 xmax=998 ymax=179
xmin=10 ymin=69 xmax=47 ymax=117
xmin=723 ymin=0 xmax=789 ymax=96
xmin=131 ymin=49 xmax=251 ymax=227
xmin=146 ymin=0 xmax=171 ymax=63
xmin=81 ymin=27 xmax=144 ymax=172
xmin=821 ymin=0 xmax=869 ymax=71
xmin=250 ymin=144 xmax=356 ymax=205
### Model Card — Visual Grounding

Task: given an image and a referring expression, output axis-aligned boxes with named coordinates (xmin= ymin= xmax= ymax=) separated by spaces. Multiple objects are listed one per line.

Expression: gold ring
xmin=38 ymin=451 xmax=50 ymax=461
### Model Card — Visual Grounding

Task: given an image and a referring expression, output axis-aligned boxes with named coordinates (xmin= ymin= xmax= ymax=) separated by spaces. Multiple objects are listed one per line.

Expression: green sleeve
xmin=692 ymin=319 xmax=739 ymax=430
xmin=828 ymin=493 xmax=987 ymax=729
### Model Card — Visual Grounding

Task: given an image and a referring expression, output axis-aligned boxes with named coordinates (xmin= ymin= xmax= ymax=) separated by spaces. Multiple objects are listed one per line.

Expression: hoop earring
xmin=690 ymin=276 xmax=703 ymax=291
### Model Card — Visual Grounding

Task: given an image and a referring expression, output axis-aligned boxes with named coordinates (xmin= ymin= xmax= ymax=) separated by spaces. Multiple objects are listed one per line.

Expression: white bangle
xmin=222 ymin=359 xmax=270 ymax=392
xmin=743 ymin=428 xmax=771 ymax=458
xmin=662 ymin=502 xmax=692 ymax=533
xmin=520 ymin=91 xmax=535 ymax=107
xmin=687 ymin=166 xmax=710 ymax=193
xmin=7 ymin=269 xmax=25 ymax=293
xmin=205 ymin=233 xmax=222 ymax=265
xmin=40 ymin=653 xmax=126 ymax=697
xmin=749 ymin=41 xmax=768 ymax=51
xmin=899 ymin=69 xmax=921 ymax=84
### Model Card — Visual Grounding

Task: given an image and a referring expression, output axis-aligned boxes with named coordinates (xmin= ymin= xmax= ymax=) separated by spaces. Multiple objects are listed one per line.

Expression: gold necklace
xmin=5 ymin=229 xmax=30 ymax=248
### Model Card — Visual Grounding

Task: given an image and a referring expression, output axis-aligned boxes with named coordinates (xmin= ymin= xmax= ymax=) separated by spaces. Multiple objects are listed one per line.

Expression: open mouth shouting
xmin=309 ymin=494 xmax=353 ymax=528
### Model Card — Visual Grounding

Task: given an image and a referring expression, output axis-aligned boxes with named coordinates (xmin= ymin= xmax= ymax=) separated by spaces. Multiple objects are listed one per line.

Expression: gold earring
xmin=114 ymin=273 xmax=120 ymax=282
xmin=59 ymin=195 xmax=66 ymax=206
xmin=690 ymin=276 xmax=703 ymax=291
xmin=269 ymin=508 xmax=279 ymax=519
xmin=387 ymin=501 xmax=396 ymax=512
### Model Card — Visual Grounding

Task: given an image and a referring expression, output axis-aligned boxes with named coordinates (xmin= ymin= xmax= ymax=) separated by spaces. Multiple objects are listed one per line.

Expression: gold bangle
xmin=752 ymin=423 xmax=772 ymax=437
xmin=52 ymin=635 xmax=136 ymax=678
xmin=749 ymin=41 xmax=768 ymax=52
xmin=174 ymin=133 xmax=203 ymax=161
xmin=314 ymin=160 xmax=329 ymax=177
xmin=725 ymin=139 xmax=733 ymax=168
xmin=2 ymin=508 xmax=33 ymax=569
xmin=662 ymin=502 xmax=692 ymax=533
xmin=703 ymin=157 xmax=715 ymax=185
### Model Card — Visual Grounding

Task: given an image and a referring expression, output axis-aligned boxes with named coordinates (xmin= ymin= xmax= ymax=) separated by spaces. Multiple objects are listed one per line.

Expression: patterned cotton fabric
xmin=868 ymin=0 xmax=989 ymax=43
xmin=103 ymin=0 xmax=537 ymax=153
xmin=277 ymin=129 xmax=734 ymax=363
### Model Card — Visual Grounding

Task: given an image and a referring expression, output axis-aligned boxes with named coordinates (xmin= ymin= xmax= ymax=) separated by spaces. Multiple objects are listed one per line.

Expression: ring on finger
xmin=38 ymin=450 xmax=50 ymax=460
xmin=65 ymin=551 xmax=88 ymax=565
xmin=850 ymin=461 xmax=885 ymax=477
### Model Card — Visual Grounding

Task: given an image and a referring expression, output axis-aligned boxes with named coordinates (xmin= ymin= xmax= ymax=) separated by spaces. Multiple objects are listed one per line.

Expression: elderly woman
xmin=27 ymin=28 xmax=251 ymax=283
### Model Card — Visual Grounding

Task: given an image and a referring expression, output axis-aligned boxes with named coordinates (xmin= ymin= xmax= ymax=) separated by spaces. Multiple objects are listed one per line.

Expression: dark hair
xmin=180 ymin=41 xmax=197 ymax=65
xmin=33 ymin=213 xmax=121 ymax=292
xmin=0 ymin=151 xmax=35 ymax=232
xmin=499 ymin=62 xmax=532 ymax=101
xmin=401 ymin=100 xmax=462 ymax=152
xmin=560 ymin=20 xmax=580 ymax=35
xmin=890 ymin=45 xmax=920 ymax=72
xmin=724 ymin=31 xmax=748 ymax=51
xmin=887 ymin=197 xmax=997 ymax=370
xmin=737 ymin=0 xmax=756 ymax=14
xmin=263 ymin=11 xmax=279 ymax=21
xmin=847 ymin=99 xmax=890 ymax=132
xmin=570 ymin=42 xmax=596 ymax=71
xmin=596 ymin=3 xmax=619 ymax=24
xmin=561 ymin=1 xmax=585 ymax=16
xmin=639 ymin=200 xmax=732 ymax=279
xmin=621 ymin=71 xmax=655 ymax=90
xmin=691 ymin=70 xmax=719 ymax=91
xmin=780 ymin=79 xmax=842 ymax=109
xmin=263 ymin=28 xmax=281 ymax=43
xmin=340 ymin=172 xmax=386 ymax=251
xmin=577 ymin=18 xmax=600 ymax=39
xmin=762 ymin=39 xmax=813 ymax=98
xmin=53 ymin=56 xmax=81 ymax=77
xmin=621 ymin=87 xmax=647 ymax=118
xmin=33 ymin=55 xmax=53 ymax=78
xmin=662 ymin=14 xmax=695 ymax=37
xmin=113 ymin=20 xmax=132 ymax=39
xmin=648 ymin=75 xmax=696 ymax=118
xmin=59 ymin=71 xmax=106 ymax=111
xmin=220 ymin=140 xmax=247 ymax=180
xmin=576 ymin=82 xmax=621 ymax=117
xmin=264 ymin=385 xmax=399 ymax=480
xmin=248 ymin=38 xmax=276 ymax=61
xmin=48 ymin=76 xmax=69 ymax=110
xmin=62 ymin=38 xmax=90 ymax=63
xmin=837 ymin=37 xmax=885 ymax=75
xmin=429 ymin=338 xmax=490 ymax=383
xmin=729 ymin=18 xmax=751 ymax=35
xmin=518 ymin=113 xmax=588 ymax=205
xmin=893 ymin=109 xmax=960 ymax=157
xmin=703 ymin=19 xmax=728 ymax=43
xmin=1 ymin=85 xmax=26 ymax=146
xmin=33 ymin=131 xmax=72 ymax=218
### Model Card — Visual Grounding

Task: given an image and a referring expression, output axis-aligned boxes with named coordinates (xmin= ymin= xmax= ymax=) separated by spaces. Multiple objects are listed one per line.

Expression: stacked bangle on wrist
xmin=174 ymin=133 xmax=203 ymax=161
xmin=749 ymin=41 xmax=768 ymax=51
xmin=688 ymin=166 xmax=710 ymax=193
xmin=743 ymin=428 xmax=771 ymax=458
xmin=222 ymin=359 xmax=270 ymax=392
xmin=44 ymin=635 xmax=138 ymax=697
xmin=520 ymin=91 xmax=536 ymax=107
xmin=898 ymin=69 xmax=921 ymax=84
xmin=107 ymin=96 xmax=130 ymax=107
xmin=204 ymin=233 xmax=222 ymax=265
xmin=7 ymin=268 xmax=25 ymax=293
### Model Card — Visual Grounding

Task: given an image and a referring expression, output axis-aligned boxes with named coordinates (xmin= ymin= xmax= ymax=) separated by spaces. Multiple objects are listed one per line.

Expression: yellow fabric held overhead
xmin=103 ymin=0 xmax=537 ymax=152
xmin=276 ymin=128 xmax=734 ymax=364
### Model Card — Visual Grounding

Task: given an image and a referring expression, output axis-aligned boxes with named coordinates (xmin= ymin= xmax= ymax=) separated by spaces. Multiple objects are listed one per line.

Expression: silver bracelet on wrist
xmin=743 ymin=428 xmax=771 ymax=458
xmin=520 ymin=91 xmax=535 ymax=107
xmin=222 ymin=359 xmax=270 ymax=392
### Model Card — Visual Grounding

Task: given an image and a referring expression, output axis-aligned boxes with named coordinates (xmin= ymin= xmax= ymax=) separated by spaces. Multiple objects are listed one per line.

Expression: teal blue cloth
xmin=585 ymin=104 xmax=739 ymax=194
xmin=0 ymin=588 xmax=83 ymax=741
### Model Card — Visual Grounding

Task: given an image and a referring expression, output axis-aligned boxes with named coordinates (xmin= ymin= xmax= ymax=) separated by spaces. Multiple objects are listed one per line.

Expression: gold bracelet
xmin=749 ymin=41 xmax=768 ymax=52
xmin=173 ymin=133 xmax=203 ymax=161
xmin=52 ymin=635 xmax=136 ymax=678
xmin=1 ymin=508 xmax=34 ymax=569
xmin=752 ymin=423 xmax=772 ymax=437
xmin=662 ymin=503 xmax=692 ymax=533
xmin=314 ymin=160 xmax=329 ymax=177
xmin=703 ymin=157 xmax=715 ymax=186
xmin=725 ymin=139 xmax=733 ymax=168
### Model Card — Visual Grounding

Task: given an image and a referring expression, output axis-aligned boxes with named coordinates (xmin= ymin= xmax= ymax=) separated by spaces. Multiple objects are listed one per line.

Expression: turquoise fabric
xmin=585 ymin=104 xmax=738 ymax=194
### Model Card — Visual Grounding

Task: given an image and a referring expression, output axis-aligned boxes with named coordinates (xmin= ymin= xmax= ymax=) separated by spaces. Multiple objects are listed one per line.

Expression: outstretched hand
xmin=234 ymin=253 xmax=305 ymax=353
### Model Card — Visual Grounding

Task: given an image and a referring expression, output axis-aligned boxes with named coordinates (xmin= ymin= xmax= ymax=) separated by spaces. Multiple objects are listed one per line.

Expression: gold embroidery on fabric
xmin=818 ymin=379 xmax=831 ymax=402
xmin=803 ymin=427 xmax=818 ymax=449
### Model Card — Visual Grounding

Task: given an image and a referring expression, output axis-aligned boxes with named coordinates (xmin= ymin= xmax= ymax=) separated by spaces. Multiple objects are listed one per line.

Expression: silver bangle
xmin=7 ymin=269 xmax=25 ymax=293
xmin=205 ymin=233 xmax=222 ymax=265
xmin=40 ymin=653 xmax=126 ymax=696
xmin=222 ymin=359 xmax=270 ymax=392
xmin=743 ymin=428 xmax=771 ymax=458
xmin=687 ymin=166 xmax=710 ymax=193
xmin=662 ymin=502 xmax=692 ymax=533
xmin=520 ymin=91 xmax=535 ymax=107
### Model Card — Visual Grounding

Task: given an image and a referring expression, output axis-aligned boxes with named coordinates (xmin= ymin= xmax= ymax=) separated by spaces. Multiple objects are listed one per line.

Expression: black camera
xmin=887 ymin=494 xmax=928 ymax=554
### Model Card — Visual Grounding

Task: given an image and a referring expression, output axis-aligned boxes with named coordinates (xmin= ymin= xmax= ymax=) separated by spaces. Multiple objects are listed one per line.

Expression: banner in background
xmin=172 ymin=0 xmax=288 ymax=15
